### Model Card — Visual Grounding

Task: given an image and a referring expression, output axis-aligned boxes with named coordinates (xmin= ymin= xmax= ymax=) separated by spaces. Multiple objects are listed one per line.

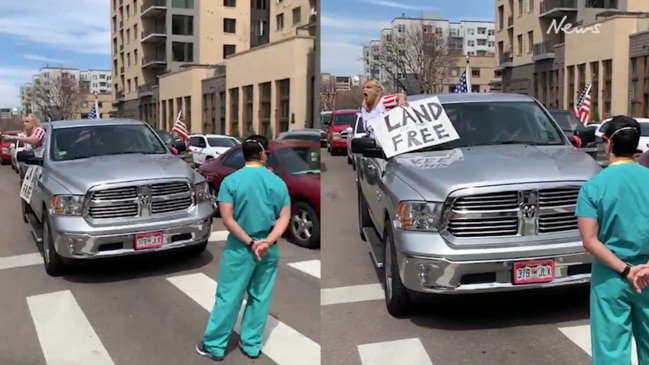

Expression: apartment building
xmin=320 ymin=73 xmax=365 ymax=91
xmin=363 ymin=16 xmax=499 ymax=92
xmin=80 ymin=70 xmax=113 ymax=94
xmin=495 ymin=0 xmax=647 ymax=117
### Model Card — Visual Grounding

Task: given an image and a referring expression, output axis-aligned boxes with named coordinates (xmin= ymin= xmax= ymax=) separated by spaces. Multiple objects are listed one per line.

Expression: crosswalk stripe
xmin=321 ymin=283 xmax=384 ymax=305
xmin=558 ymin=324 xmax=638 ymax=364
xmin=287 ymin=260 xmax=320 ymax=279
xmin=167 ymin=273 xmax=320 ymax=365
xmin=26 ymin=290 xmax=114 ymax=365
xmin=357 ymin=338 xmax=432 ymax=365
xmin=208 ymin=230 xmax=229 ymax=242
xmin=0 ymin=252 xmax=42 ymax=271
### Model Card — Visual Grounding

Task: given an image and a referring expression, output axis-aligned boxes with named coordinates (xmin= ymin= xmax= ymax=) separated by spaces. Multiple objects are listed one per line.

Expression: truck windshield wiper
xmin=472 ymin=141 xmax=558 ymax=146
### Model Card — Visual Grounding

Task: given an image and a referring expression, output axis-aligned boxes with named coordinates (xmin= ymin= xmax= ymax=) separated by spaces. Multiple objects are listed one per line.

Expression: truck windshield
xmin=549 ymin=111 xmax=581 ymax=132
xmin=412 ymin=101 xmax=565 ymax=152
xmin=50 ymin=124 xmax=169 ymax=161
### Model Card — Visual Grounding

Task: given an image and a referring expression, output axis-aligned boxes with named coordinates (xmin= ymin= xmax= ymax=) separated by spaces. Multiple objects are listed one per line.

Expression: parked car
xmin=154 ymin=129 xmax=193 ymax=165
xmin=276 ymin=128 xmax=321 ymax=143
xmin=10 ymin=134 xmax=26 ymax=173
xmin=352 ymin=93 xmax=601 ymax=317
xmin=326 ymin=109 xmax=357 ymax=155
xmin=199 ymin=140 xmax=320 ymax=249
xmin=320 ymin=111 xmax=332 ymax=146
xmin=341 ymin=112 xmax=364 ymax=169
xmin=1 ymin=131 xmax=21 ymax=165
xmin=596 ymin=117 xmax=649 ymax=152
xmin=188 ymin=134 xmax=240 ymax=167
xmin=17 ymin=119 xmax=214 ymax=276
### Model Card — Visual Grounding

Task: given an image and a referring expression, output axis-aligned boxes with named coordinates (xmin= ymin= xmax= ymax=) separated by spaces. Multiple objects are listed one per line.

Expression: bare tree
xmin=374 ymin=22 xmax=457 ymax=94
xmin=319 ymin=83 xmax=336 ymax=111
xmin=318 ymin=84 xmax=363 ymax=111
xmin=29 ymin=73 xmax=84 ymax=120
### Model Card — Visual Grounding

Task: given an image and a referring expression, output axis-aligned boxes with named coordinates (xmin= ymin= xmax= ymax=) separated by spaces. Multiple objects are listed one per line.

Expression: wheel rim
xmin=291 ymin=208 xmax=313 ymax=241
xmin=210 ymin=188 xmax=218 ymax=210
xmin=385 ymin=237 xmax=393 ymax=300
xmin=43 ymin=221 xmax=50 ymax=265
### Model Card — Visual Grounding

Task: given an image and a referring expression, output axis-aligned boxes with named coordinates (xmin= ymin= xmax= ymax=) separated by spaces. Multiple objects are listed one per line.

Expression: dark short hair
xmin=242 ymin=135 xmax=269 ymax=161
xmin=602 ymin=115 xmax=640 ymax=157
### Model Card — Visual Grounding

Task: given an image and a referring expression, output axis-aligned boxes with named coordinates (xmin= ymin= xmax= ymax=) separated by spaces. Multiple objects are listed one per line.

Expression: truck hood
xmin=391 ymin=145 xmax=601 ymax=201
xmin=50 ymin=154 xmax=194 ymax=194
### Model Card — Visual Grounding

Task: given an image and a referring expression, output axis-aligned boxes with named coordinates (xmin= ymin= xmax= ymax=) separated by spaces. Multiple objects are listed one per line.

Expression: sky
xmin=321 ymin=0 xmax=495 ymax=76
xmin=0 ymin=0 xmax=111 ymax=107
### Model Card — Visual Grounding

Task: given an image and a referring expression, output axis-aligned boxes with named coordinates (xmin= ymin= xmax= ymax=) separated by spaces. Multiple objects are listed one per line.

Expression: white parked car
xmin=188 ymin=134 xmax=240 ymax=166
xmin=342 ymin=112 xmax=366 ymax=169
xmin=596 ymin=118 xmax=649 ymax=152
xmin=10 ymin=135 xmax=26 ymax=173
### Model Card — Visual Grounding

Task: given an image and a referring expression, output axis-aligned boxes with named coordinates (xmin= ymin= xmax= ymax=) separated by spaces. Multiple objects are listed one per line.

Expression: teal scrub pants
xmin=202 ymin=240 xmax=279 ymax=357
xmin=591 ymin=259 xmax=649 ymax=364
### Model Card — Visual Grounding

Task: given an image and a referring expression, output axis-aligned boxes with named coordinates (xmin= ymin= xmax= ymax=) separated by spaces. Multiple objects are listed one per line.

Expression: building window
xmin=292 ymin=7 xmax=301 ymax=25
xmin=276 ymin=13 xmax=284 ymax=30
xmin=259 ymin=82 xmax=271 ymax=139
xmin=471 ymin=68 xmax=481 ymax=77
xmin=171 ymin=42 xmax=194 ymax=62
xmin=184 ymin=96 xmax=191 ymax=126
xmin=223 ymin=44 xmax=236 ymax=57
xmin=277 ymin=79 xmax=290 ymax=133
xmin=224 ymin=18 xmax=236 ymax=33
xmin=224 ymin=0 xmax=236 ymax=6
xmin=243 ymin=85 xmax=254 ymax=135
xmin=219 ymin=91 xmax=226 ymax=134
xmin=229 ymin=88 xmax=239 ymax=137
xmin=171 ymin=0 xmax=194 ymax=8
xmin=516 ymin=34 xmax=523 ymax=55
xmin=172 ymin=15 xmax=194 ymax=35
xmin=252 ymin=0 xmax=267 ymax=9
xmin=585 ymin=0 xmax=618 ymax=8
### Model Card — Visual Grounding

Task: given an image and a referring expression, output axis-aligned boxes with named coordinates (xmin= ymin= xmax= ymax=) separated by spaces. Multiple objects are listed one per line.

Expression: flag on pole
xmin=454 ymin=56 xmax=472 ymax=93
xmin=87 ymin=100 xmax=100 ymax=119
xmin=573 ymin=82 xmax=591 ymax=126
xmin=172 ymin=110 xmax=189 ymax=144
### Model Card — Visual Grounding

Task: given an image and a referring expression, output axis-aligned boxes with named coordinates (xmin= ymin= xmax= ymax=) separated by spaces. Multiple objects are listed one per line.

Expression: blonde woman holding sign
xmin=361 ymin=80 xmax=408 ymax=141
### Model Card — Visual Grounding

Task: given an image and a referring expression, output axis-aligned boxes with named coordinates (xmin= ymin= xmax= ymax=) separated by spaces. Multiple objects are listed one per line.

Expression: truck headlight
xmin=333 ymin=132 xmax=342 ymax=139
xmin=394 ymin=201 xmax=442 ymax=231
xmin=192 ymin=181 xmax=210 ymax=202
xmin=50 ymin=195 xmax=84 ymax=216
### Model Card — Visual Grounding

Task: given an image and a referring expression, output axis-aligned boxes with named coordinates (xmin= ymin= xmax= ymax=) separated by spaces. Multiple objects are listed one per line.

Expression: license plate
xmin=513 ymin=259 xmax=555 ymax=284
xmin=134 ymin=232 xmax=164 ymax=250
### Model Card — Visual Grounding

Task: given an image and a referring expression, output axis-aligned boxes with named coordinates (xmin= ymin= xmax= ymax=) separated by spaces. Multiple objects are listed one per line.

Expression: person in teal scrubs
xmin=576 ymin=115 xmax=649 ymax=365
xmin=195 ymin=135 xmax=291 ymax=361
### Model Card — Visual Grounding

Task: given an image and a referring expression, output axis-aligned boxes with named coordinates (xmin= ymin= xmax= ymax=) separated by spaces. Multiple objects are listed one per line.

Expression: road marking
xmin=358 ymin=338 xmax=432 ymax=365
xmin=167 ymin=273 xmax=320 ymax=365
xmin=321 ymin=283 xmax=384 ymax=305
xmin=26 ymin=290 xmax=114 ymax=365
xmin=0 ymin=252 xmax=42 ymax=271
xmin=287 ymin=260 xmax=320 ymax=279
xmin=559 ymin=324 xmax=637 ymax=364
xmin=208 ymin=230 xmax=229 ymax=242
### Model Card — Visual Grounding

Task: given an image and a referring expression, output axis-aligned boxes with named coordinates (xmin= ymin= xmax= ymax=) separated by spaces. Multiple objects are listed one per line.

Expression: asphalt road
xmin=320 ymin=149 xmax=599 ymax=365
xmin=0 ymin=165 xmax=320 ymax=365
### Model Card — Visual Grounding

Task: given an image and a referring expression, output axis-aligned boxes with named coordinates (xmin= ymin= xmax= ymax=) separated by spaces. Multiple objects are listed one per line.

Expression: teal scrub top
xmin=575 ymin=162 xmax=649 ymax=260
xmin=216 ymin=164 xmax=291 ymax=244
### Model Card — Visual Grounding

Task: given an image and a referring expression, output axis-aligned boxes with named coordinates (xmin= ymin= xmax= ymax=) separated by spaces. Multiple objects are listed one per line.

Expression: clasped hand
xmin=251 ymin=240 xmax=271 ymax=261
xmin=628 ymin=264 xmax=649 ymax=293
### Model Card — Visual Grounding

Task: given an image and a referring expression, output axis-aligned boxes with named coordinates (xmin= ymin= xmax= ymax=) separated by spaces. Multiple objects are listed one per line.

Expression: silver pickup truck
xmin=351 ymin=93 xmax=602 ymax=317
xmin=18 ymin=119 xmax=214 ymax=276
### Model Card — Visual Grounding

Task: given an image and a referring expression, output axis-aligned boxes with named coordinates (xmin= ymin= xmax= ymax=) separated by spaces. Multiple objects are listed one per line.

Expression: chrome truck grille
xmin=87 ymin=181 xmax=192 ymax=219
xmin=445 ymin=186 xmax=580 ymax=238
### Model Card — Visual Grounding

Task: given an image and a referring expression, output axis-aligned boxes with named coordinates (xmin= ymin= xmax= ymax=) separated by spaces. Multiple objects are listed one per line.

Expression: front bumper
xmin=50 ymin=201 xmax=214 ymax=259
xmin=394 ymin=231 xmax=591 ymax=294
xmin=331 ymin=139 xmax=347 ymax=149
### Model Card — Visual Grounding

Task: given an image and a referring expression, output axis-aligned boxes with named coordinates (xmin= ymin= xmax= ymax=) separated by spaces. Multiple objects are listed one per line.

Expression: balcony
xmin=507 ymin=16 xmax=513 ymax=28
xmin=141 ymin=0 xmax=166 ymax=18
xmin=142 ymin=56 xmax=166 ymax=68
xmin=497 ymin=51 xmax=513 ymax=69
xmin=141 ymin=28 xmax=166 ymax=44
xmin=113 ymin=90 xmax=124 ymax=106
xmin=539 ymin=0 xmax=577 ymax=18
xmin=138 ymin=84 xmax=155 ymax=97
xmin=532 ymin=40 xmax=559 ymax=61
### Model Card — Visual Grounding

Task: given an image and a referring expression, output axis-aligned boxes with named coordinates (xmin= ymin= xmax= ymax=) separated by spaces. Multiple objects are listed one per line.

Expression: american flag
xmin=87 ymin=100 xmax=99 ymax=119
xmin=454 ymin=56 xmax=472 ymax=93
xmin=573 ymin=82 xmax=591 ymax=126
xmin=172 ymin=110 xmax=188 ymax=144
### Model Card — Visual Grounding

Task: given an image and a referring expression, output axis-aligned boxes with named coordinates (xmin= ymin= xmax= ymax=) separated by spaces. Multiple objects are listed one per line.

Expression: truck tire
xmin=383 ymin=220 xmax=413 ymax=317
xmin=42 ymin=213 xmax=66 ymax=277
xmin=357 ymin=186 xmax=371 ymax=241
xmin=187 ymin=241 xmax=208 ymax=256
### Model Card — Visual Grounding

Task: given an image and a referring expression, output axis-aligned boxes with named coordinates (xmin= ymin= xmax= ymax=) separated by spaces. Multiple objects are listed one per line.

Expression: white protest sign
xmin=398 ymin=149 xmax=464 ymax=169
xmin=376 ymin=96 xmax=460 ymax=158
xmin=20 ymin=166 xmax=38 ymax=202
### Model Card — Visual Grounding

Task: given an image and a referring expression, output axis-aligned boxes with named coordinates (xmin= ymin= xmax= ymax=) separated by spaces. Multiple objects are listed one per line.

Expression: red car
xmin=0 ymin=132 xmax=20 ymax=165
xmin=326 ymin=109 xmax=358 ymax=155
xmin=199 ymin=140 xmax=321 ymax=249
